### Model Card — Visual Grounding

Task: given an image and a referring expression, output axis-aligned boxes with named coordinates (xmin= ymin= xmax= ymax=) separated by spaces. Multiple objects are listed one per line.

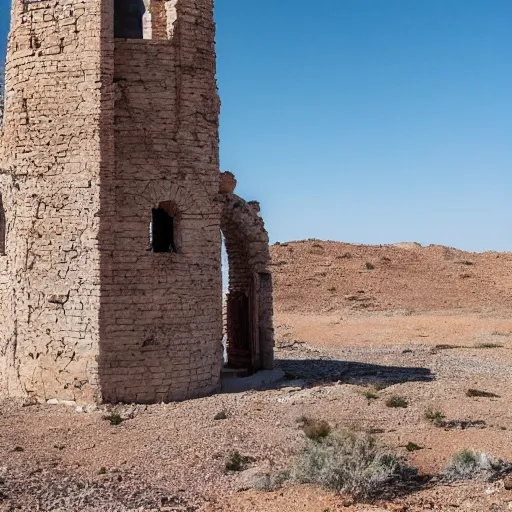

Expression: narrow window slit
xmin=151 ymin=207 xmax=176 ymax=253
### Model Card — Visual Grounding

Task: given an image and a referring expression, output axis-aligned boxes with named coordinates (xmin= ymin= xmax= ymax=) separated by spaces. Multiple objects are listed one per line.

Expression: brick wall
xmin=0 ymin=0 xmax=273 ymax=404
xmin=0 ymin=0 xmax=108 ymax=402
xmin=98 ymin=25 xmax=223 ymax=403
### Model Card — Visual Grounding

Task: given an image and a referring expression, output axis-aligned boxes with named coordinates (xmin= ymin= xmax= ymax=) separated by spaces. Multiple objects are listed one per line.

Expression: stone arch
xmin=114 ymin=0 xmax=146 ymax=39
xmin=0 ymin=193 xmax=5 ymax=255
xmin=221 ymin=194 xmax=274 ymax=372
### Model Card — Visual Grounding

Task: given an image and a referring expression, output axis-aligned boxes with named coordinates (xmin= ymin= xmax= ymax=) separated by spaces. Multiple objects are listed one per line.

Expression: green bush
xmin=103 ymin=413 xmax=123 ymax=426
xmin=225 ymin=450 xmax=247 ymax=472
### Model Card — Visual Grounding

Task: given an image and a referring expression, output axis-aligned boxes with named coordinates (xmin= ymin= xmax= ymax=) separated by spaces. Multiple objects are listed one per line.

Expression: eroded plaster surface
xmin=0 ymin=0 xmax=273 ymax=404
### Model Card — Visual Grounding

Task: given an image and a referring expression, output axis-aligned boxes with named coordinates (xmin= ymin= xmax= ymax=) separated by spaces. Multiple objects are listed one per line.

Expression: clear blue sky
xmin=1 ymin=0 xmax=511 ymax=252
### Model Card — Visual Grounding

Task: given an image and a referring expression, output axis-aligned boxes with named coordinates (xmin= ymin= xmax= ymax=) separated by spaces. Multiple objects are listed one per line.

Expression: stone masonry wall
xmin=0 ymin=0 xmax=272 ymax=404
xmin=221 ymin=195 xmax=274 ymax=371
xmin=98 ymin=0 xmax=223 ymax=403
xmin=0 ymin=0 xmax=110 ymax=402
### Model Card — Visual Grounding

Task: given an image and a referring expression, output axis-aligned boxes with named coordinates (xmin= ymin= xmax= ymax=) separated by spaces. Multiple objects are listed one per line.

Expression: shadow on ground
xmin=277 ymin=358 xmax=434 ymax=387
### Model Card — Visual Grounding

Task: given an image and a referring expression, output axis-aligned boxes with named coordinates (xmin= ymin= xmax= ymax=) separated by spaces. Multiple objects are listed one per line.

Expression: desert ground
xmin=2 ymin=240 xmax=512 ymax=511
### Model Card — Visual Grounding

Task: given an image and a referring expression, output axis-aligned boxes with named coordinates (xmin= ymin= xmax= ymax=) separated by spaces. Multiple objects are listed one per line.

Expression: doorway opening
xmin=220 ymin=195 xmax=274 ymax=374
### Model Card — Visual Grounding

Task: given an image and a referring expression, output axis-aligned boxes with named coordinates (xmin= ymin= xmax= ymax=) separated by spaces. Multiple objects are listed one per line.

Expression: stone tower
xmin=0 ymin=0 xmax=274 ymax=404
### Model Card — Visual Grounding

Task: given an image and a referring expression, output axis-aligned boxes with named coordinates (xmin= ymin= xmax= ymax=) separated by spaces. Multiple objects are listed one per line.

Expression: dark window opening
xmin=151 ymin=208 xmax=176 ymax=253
xmin=0 ymin=194 xmax=5 ymax=255
xmin=114 ymin=0 xmax=146 ymax=39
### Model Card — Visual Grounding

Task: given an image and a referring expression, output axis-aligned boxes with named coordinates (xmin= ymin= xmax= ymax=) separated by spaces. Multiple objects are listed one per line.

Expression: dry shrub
xmin=441 ymin=450 xmax=510 ymax=482
xmin=299 ymin=416 xmax=331 ymax=440
xmin=292 ymin=428 xmax=411 ymax=498
xmin=385 ymin=396 xmax=408 ymax=408
xmin=251 ymin=470 xmax=290 ymax=491
xmin=424 ymin=407 xmax=446 ymax=427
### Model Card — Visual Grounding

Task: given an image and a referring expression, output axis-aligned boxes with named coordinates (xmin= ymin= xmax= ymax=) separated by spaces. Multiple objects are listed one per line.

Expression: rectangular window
xmin=151 ymin=208 xmax=176 ymax=253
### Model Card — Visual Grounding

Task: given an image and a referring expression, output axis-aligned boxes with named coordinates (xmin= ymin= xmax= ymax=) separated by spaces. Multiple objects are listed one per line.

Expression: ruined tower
xmin=0 ymin=0 xmax=274 ymax=404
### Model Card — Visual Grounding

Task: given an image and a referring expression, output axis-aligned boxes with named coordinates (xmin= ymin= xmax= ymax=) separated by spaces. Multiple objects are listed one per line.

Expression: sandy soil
xmin=2 ymin=240 xmax=512 ymax=511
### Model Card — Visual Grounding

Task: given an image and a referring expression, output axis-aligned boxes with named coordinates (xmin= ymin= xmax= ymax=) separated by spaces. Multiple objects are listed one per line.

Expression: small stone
xmin=504 ymin=475 xmax=512 ymax=490
xmin=75 ymin=406 xmax=84 ymax=413
xmin=60 ymin=400 xmax=76 ymax=407
xmin=85 ymin=404 xmax=98 ymax=413
xmin=47 ymin=398 xmax=59 ymax=405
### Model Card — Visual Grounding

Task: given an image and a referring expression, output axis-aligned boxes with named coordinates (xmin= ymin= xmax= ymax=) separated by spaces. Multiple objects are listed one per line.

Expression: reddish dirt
xmin=271 ymin=240 xmax=512 ymax=314
xmin=2 ymin=239 xmax=512 ymax=511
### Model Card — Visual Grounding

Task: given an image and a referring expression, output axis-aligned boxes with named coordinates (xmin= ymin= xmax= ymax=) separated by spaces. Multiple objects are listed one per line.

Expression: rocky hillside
xmin=270 ymin=240 xmax=512 ymax=314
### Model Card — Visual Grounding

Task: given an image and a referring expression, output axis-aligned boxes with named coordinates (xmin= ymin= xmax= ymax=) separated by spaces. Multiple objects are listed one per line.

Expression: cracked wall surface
xmin=0 ymin=0 xmax=107 ymax=402
xmin=0 ymin=0 xmax=273 ymax=404
xmin=99 ymin=0 xmax=223 ymax=403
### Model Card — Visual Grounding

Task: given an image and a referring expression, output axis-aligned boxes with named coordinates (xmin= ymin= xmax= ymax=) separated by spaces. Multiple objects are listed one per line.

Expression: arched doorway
xmin=221 ymin=195 xmax=274 ymax=373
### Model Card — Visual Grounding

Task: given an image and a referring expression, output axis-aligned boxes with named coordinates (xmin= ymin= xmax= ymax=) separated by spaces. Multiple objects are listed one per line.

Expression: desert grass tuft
xmin=385 ymin=396 xmax=408 ymax=408
xmin=424 ymin=407 xmax=446 ymax=427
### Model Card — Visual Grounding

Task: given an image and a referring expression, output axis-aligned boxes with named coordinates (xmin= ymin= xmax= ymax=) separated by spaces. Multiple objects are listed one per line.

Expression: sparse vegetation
xmin=251 ymin=470 xmax=290 ymax=491
xmin=466 ymin=389 xmax=499 ymax=398
xmin=103 ymin=413 xmax=123 ymax=426
xmin=385 ymin=396 xmax=408 ymax=408
xmin=457 ymin=260 xmax=474 ymax=266
xmin=292 ymin=428 xmax=412 ymax=498
xmin=365 ymin=262 xmax=375 ymax=270
xmin=214 ymin=410 xmax=228 ymax=420
xmin=225 ymin=450 xmax=251 ymax=472
xmin=441 ymin=450 xmax=510 ymax=482
xmin=424 ymin=407 xmax=446 ymax=427
xmin=405 ymin=442 xmax=421 ymax=452
xmin=299 ymin=416 xmax=331 ymax=440
xmin=367 ymin=380 xmax=387 ymax=391
xmin=363 ymin=388 xmax=379 ymax=400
